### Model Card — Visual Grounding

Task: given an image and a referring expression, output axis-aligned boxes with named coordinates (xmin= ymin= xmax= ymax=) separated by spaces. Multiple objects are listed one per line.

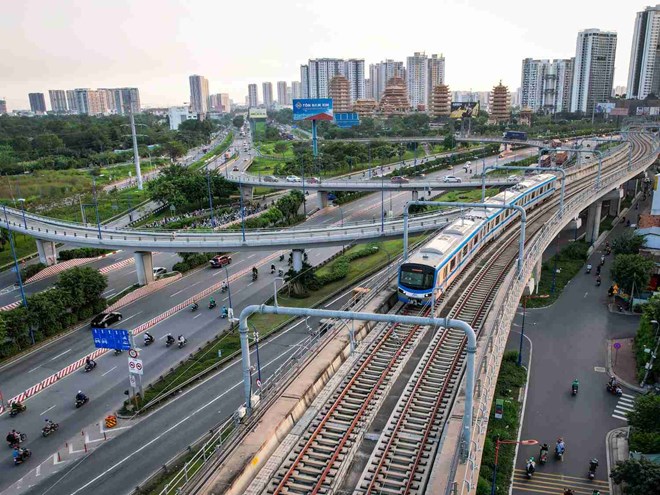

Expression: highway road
xmin=0 ymin=141 xmax=533 ymax=493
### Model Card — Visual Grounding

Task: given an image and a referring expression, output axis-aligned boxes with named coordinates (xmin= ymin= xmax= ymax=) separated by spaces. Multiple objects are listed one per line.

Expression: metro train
xmin=398 ymin=173 xmax=557 ymax=305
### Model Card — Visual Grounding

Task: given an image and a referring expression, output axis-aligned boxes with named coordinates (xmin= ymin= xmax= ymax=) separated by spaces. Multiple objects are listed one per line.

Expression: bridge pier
xmin=585 ymin=201 xmax=603 ymax=245
xmin=35 ymin=239 xmax=57 ymax=266
xmin=134 ymin=251 xmax=154 ymax=286
xmin=411 ymin=190 xmax=419 ymax=201
xmin=292 ymin=249 xmax=304 ymax=272
xmin=316 ymin=191 xmax=329 ymax=209
xmin=239 ymin=185 xmax=253 ymax=201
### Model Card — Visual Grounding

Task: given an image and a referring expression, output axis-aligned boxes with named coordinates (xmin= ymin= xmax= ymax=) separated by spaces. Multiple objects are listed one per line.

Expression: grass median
xmin=122 ymin=235 xmax=425 ymax=414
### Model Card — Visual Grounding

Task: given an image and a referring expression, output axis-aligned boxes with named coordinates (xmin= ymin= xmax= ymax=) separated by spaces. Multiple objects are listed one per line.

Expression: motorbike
xmin=42 ymin=423 xmax=59 ymax=437
xmin=539 ymin=449 xmax=548 ymax=465
xmin=13 ymin=448 xmax=31 ymax=466
xmin=166 ymin=336 xmax=175 ymax=347
xmin=525 ymin=460 xmax=536 ymax=479
xmin=555 ymin=445 xmax=565 ymax=461
xmin=586 ymin=264 xmax=592 ymax=274
xmin=588 ymin=459 xmax=599 ymax=480
xmin=596 ymin=277 xmax=602 ymax=287
xmin=9 ymin=403 xmax=26 ymax=418
xmin=220 ymin=285 xmax=228 ymax=293
xmin=600 ymin=256 xmax=605 ymax=266
xmin=278 ymin=269 xmax=284 ymax=277
xmin=191 ymin=303 xmax=199 ymax=312
xmin=178 ymin=338 xmax=187 ymax=349
xmin=270 ymin=266 xmax=276 ymax=274
xmin=279 ymin=254 xmax=285 ymax=262
xmin=75 ymin=396 xmax=89 ymax=409
xmin=607 ymin=383 xmax=623 ymax=397
xmin=114 ymin=349 xmax=122 ymax=356
xmin=221 ymin=308 xmax=228 ymax=319
xmin=252 ymin=272 xmax=258 ymax=281
xmin=209 ymin=301 xmax=217 ymax=310
xmin=84 ymin=361 xmax=97 ymax=372
xmin=7 ymin=433 xmax=26 ymax=448
xmin=144 ymin=335 xmax=154 ymax=346
xmin=572 ymin=383 xmax=579 ymax=396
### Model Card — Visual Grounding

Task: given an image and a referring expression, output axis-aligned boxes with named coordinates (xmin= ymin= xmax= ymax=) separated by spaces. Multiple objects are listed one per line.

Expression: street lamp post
xmin=17 ymin=198 xmax=27 ymax=229
xmin=224 ymin=265 xmax=233 ymax=311
xmin=253 ymin=329 xmax=262 ymax=385
xmin=518 ymin=294 xmax=549 ymax=366
xmin=92 ymin=176 xmax=103 ymax=240
xmin=380 ymin=163 xmax=385 ymax=233
xmin=238 ymin=174 xmax=246 ymax=243
xmin=491 ymin=437 xmax=538 ymax=495
xmin=205 ymin=163 xmax=216 ymax=227
xmin=641 ymin=319 xmax=660 ymax=388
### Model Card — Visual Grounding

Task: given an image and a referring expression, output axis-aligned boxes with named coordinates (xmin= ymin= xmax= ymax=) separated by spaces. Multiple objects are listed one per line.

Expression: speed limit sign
xmin=256 ymin=379 xmax=262 ymax=388
xmin=128 ymin=349 xmax=138 ymax=358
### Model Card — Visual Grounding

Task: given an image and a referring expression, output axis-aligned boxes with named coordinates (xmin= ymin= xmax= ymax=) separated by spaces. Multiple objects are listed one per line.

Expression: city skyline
xmin=0 ymin=0 xmax=653 ymax=110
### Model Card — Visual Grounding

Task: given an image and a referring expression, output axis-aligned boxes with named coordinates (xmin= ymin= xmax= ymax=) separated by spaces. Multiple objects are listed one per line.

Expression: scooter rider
xmin=86 ymin=356 xmax=96 ymax=368
xmin=221 ymin=281 xmax=228 ymax=292
xmin=166 ymin=333 xmax=175 ymax=345
xmin=252 ymin=266 xmax=258 ymax=279
xmin=191 ymin=301 xmax=199 ymax=311
xmin=144 ymin=332 xmax=154 ymax=344
xmin=178 ymin=334 xmax=186 ymax=346
xmin=589 ymin=458 xmax=599 ymax=473
xmin=539 ymin=443 xmax=549 ymax=460
xmin=270 ymin=264 xmax=276 ymax=274
xmin=556 ymin=438 xmax=566 ymax=455
xmin=209 ymin=296 xmax=216 ymax=308
xmin=6 ymin=430 xmax=20 ymax=446
xmin=572 ymin=379 xmax=579 ymax=394
xmin=221 ymin=306 xmax=228 ymax=318
xmin=586 ymin=263 xmax=592 ymax=274
xmin=76 ymin=390 xmax=87 ymax=402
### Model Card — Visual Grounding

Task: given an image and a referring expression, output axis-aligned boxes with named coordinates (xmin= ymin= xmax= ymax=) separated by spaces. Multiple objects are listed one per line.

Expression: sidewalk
xmin=606 ymin=427 xmax=629 ymax=495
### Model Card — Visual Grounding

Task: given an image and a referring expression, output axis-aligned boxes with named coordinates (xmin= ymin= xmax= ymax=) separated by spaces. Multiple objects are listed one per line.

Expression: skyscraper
xmin=99 ymin=88 xmax=123 ymax=114
xmin=406 ymin=52 xmax=429 ymax=110
xmin=344 ymin=59 xmax=366 ymax=103
xmin=29 ymin=93 xmax=47 ymax=113
xmin=120 ymin=88 xmax=141 ymax=114
xmin=520 ymin=58 xmax=574 ymax=113
xmin=291 ymin=81 xmax=302 ymax=100
xmin=427 ymin=54 xmax=446 ymax=108
xmin=368 ymin=60 xmax=405 ymax=102
xmin=66 ymin=90 xmax=79 ymax=113
xmin=248 ymin=84 xmax=259 ymax=107
xmin=299 ymin=58 xmax=365 ymax=102
xmin=262 ymin=82 xmax=274 ymax=108
xmin=189 ymin=75 xmax=209 ymax=115
xmin=277 ymin=81 xmax=289 ymax=105
xmin=570 ymin=29 xmax=617 ymax=113
xmin=220 ymin=93 xmax=230 ymax=112
xmin=0 ymin=99 xmax=7 ymax=114
xmin=329 ymin=75 xmax=351 ymax=112
xmin=49 ymin=90 xmax=67 ymax=113
xmin=628 ymin=5 xmax=660 ymax=99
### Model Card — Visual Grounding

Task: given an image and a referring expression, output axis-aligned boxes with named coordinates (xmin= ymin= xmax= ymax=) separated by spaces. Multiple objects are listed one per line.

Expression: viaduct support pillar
xmin=586 ymin=201 xmax=603 ymax=245
xmin=239 ymin=185 xmax=253 ymax=201
xmin=292 ymin=249 xmax=304 ymax=272
xmin=134 ymin=251 xmax=154 ymax=286
xmin=411 ymin=190 xmax=419 ymax=201
xmin=35 ymin=239 xmax=57 ymax=266
xmin=316 ymin=191 xmax=329 ymax=209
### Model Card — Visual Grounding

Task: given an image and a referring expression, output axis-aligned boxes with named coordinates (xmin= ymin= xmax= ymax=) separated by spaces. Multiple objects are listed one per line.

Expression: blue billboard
xmin=293 ymin=99 xmax=334 ymax=121
xmin=334 ymin=112 xmax=360 ymax=128
xmin=92 ymin=328 xmax=132 ymax=350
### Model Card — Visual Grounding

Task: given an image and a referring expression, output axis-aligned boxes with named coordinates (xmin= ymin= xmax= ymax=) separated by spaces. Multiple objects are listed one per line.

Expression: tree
xmin=628 ymin=394 xmax=660 ymax=453
xmin=232 ymin=115 xmax=245 ymax=128
xmin=164 ymin=141 xmax=186 ymax=161
xmin=611 ymin=254 xmax=654 ymax=294
xmin=610 ymin=458 xmax=660 ymax=495
xmin=56 ymin=267 xmax=107 ymax=317
xmin=273 ymin=142 xmax=288 ymax=155
xmin=612 ymin=230 xmax=646 ymax=255
xmin=443 ymin=134 xmax=456 ymax=150
xmin=284 ymin=260 xmax=318 ymax=298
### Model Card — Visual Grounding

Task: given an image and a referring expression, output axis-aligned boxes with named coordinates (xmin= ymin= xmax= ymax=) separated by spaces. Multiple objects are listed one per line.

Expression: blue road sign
xmin=92 ymin=328 xmax=132 ymax=350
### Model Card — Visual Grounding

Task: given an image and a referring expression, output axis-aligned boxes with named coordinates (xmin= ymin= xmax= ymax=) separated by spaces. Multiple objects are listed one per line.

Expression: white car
xmin=443 ymin=175 xmax=462 ymax=183
xmin=153 ymin=267 xmax=168 ymax=278
xmin=286 ymin=175 xmax=301 ymax=183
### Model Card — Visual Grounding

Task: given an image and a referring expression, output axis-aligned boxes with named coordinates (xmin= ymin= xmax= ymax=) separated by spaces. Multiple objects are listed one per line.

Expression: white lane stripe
xmin=193 ymin=314 xmax=202 ymax=319
xmin=50 ymin=349 xmax=72 ymax=361
xmin=612 ymin=414 xmax=629 ymax=421
xmin=40 ymin=405 xmax=56 ymax=416
xmin=621 ymin=393 xmax=635 ymax=399
xmin=618 ymin=399 xmax=634 ymax=405
xmin=323 ymin=288 xmax=354 ymax=308
xmin=101 ymin=366 xmax=118 ymax=377
xmin=28 ymin=365 xmax=42 ymax=373
xmin=615 ymin=405 xmax=634 ymax=412
xmin=169 ymin=287 xmax=188 ymax=297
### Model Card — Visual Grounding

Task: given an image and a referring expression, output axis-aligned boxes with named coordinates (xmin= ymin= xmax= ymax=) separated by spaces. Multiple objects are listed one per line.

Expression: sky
xmin=0 ymin=0 xmax=654 ymax=110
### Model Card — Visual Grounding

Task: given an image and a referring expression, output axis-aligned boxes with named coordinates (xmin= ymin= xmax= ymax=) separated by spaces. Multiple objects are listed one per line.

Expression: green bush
xmin=315 ymin=245 xmax=379 ymax=287
xmin=58 ymin=247 xmax=111 ymax=261
xmin=172 ymin=252 xmax=216 ymax=273
xmin=21 ymin=262 xmax=46 ymax=279
xmin=628 ymin=394 xmax=660 ymax=454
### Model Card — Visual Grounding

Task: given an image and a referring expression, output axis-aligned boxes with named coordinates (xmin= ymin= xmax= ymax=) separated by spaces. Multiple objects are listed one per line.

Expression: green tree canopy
xmin=232 ymin=115 xmax=245 ymax=128
xmin=628 ymin=394 xmax=660 ymax=453
xmin=56 ymin=266 xmax=107 ymax=314
xmin=610 ymin=458 xmax=660 ymax=495
xmin=612 ymin=230 xmax=646 ymax=255
xmin=611 ymin=254 xmax=654 ymax=293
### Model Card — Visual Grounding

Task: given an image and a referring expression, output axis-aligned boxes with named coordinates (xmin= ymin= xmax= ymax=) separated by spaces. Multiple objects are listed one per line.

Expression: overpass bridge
xmin=300 ymin=135 xmax=544 ymax=148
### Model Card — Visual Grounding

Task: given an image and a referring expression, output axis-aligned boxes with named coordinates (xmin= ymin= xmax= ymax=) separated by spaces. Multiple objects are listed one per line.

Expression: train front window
xmin=400 ymin=264 xmax=435 ymax=290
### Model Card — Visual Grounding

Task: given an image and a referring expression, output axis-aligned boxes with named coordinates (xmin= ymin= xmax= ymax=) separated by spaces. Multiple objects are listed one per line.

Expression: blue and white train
xmin=398 ymin=173 xmax=557 ymax=305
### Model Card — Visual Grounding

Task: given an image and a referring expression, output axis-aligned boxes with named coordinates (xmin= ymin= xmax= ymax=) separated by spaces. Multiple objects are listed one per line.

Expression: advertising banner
xmin=334 ymin=112 xmax=360 ymax=128
xmin=248 ymin=108 xmax=267 ymax=119
xmin=595 ymin=102 xmax=616 ymax=114
xmin=610 ymin=108 xmax=628 ymax=116
xmin=449 ymin=101 xmax=480 ymax=119
xmin=293 ymin=99 xmax=334 ymax=121
xmin=651 ymin=107 xmax=660 ymax=116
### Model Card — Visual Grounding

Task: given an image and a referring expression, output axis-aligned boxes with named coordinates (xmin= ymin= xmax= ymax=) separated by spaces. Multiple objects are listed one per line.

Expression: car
xmin=390 ymin=176 xmax=410 ymax=184
xmin=91 ymin=312 xmax=122 ymax=328
xmin=263 ymin=175 xmax=279 ymax=183
xmin=409 ymin=172 xmax=426 ymax=178
xmin=306 ymin=177 xmax=320 ymax=184
xmin=286 ymin=175 xmax=301 ymax=183
xmin=209 ymin=255 xmax=232 ymax=268
xmin=443 ymin=175 xmax=462 ymax=183
xmin=232 ymin=166 xmax=240 ymax=172
xmin=507 ymin=175 xmax=521 ymax=182
xmin=153 ymin=267 xmax=168 ymax=278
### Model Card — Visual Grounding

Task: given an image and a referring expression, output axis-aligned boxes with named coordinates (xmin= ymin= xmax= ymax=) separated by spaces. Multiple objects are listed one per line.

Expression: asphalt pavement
xmin=509 ymin=222 xmax=642 ymax=495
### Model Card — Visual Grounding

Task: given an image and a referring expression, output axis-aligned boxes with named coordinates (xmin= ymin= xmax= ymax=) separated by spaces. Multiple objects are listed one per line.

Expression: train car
xmin=398 ymin=174 xmax=556 ymax=305
xmin=503 ymin=130 xmax=528 ymax=141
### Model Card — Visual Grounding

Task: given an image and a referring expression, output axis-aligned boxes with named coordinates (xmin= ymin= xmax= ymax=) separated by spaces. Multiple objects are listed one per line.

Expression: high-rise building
xmin=489 ymin=82 xmax=511 ymax=123
xmin=168 ymin=106 xmax=196 ymax=130
xmin=427 ymin=54 xmax=446 ymax=109
xmin=430 ymin=84 xmax=451 ymax=118
xmin=120 ymin=88 xmax=140 ymax=114
xmin=99 ymin=88 xmax=122 ymax=114
xmin=0 ymin=99 xmax=7 ymax=114
xmin=189 ymin=75 xmax=209 ymax=115
xmin=406 ymin=52 xmax=429 ymax=110
xmin=248 ymin=84 xmax=259 ymax=107
xmin=208 ymin=94 xmax=221 ymax=111
xmin=49 ymin=90 xmax=67 ymax=113
xmin=28 ymin=93 xmax=47 ymax=113
xmin=220 ymin=93 xmax=230 ymax=112
xmin=262 ymin=82 xmax=274 ymax=108
xmin=520 ymin=58 xmax=574 ymax=113
xmin=613 ymin=85 xmax=627 ymax=97
xmin=370 ymin=60 xmax=405 ymax=102
xmin=570 ymin=29 xmax=617 ymax=113
xmin=329 ymin=75 xmax=351 ymax=112
xmin=66 ymin=90 xmax=78 ymax=114
xmin=300 ymin=58 xmax=365 ymax=102
xmin=277 ymin=81 xmax=289 ymax=105
xmin=628 ymin=5 xmax=660 ymax=99
xmin=291 ymin=81 xmax=302 ymax=100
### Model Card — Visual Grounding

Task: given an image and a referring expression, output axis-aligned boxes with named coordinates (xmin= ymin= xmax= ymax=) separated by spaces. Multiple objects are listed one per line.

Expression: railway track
xmin=255 ymin=135 xmax=654 ymax=495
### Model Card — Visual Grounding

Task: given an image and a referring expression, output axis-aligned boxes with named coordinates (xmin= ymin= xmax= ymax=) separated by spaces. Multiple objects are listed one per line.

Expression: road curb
xmin=606 ymin=339 xmax=645 ymax=393
xmin=605 ymin=427 xmax=629 ymax=495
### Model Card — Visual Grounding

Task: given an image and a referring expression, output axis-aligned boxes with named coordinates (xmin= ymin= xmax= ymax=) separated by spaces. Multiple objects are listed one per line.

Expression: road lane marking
xmin=120 ymin=312 xmax=142 ymax=324
xmin=28 ymin=365 xmax=42 ymax=373
xmin=584 ymin=292 xmax=588 ymax=297
xmin=324 ymin=288 xmax=355 ymax=308
xmin=40 ymin=405 xmax=56 ymax=416
xmin=247 ymin=282 xmax=254 ymax=287
xmin=35 ymin=465 xmax=41 ymax=477
xmin=101 ymin=366 xmax=117 ymax=377
xmin=612 ymin=413 xmax=628 ymax=421
xmin=50 ymin=349 xmax=72 ymax=361
xmin=102 ymin=289 xmax=116 ymax=296
xmin=170 ymin=287 xmax=188 ymax=297
xmin=193 ymin=314 xmax=202 ymax=319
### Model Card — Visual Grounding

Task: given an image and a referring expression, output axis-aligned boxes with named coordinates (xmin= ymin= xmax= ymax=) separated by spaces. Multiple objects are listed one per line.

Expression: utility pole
xmin=129 ymin=108 xmax=143 ymax=190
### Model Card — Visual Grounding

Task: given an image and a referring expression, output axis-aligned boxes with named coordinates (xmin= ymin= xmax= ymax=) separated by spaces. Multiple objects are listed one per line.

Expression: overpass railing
xmin=457 ymin=135 xmax=657 ymax=494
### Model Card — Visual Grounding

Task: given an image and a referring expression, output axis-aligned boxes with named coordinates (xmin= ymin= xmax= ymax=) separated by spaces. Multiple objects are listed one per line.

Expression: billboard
xmin=293 ymin=99 xmax=334 ymax=121
xmin=334 ymin=112 xmax=360 ymax=128
xmin=610 ymin=107 xmax=629 ymax=116
xmin=595 ymin=102 xmax=616 ymax=114
xmin=450 ymin=101 xmax=480 ymax=119
xmin=248 ymin=107 xmax=267 ymax=119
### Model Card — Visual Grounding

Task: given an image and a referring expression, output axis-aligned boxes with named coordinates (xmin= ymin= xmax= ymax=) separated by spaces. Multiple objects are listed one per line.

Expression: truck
xmin=503 ymin=130 xmax=527 ymax=141
xmin=550 ymin=139 xmax=562 ymax=148
xmin=554 ymin=151 xmax=568 ymax=166
xmin=539 ymin=155 xmax=551 ymax=167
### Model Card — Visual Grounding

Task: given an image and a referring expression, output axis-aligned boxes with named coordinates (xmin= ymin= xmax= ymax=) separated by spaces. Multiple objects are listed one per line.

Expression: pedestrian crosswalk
xmin=612 ymin=393 xmax=635 ymax=422
xmin=512 ymin=469 xmax=610 ymax=494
